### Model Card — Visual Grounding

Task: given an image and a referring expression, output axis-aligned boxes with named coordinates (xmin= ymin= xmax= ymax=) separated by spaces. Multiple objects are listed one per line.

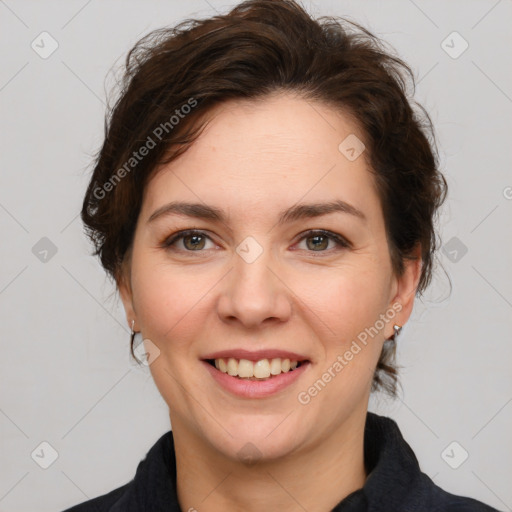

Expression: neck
xmin=172 ymin=411 xmax=368 ymax=512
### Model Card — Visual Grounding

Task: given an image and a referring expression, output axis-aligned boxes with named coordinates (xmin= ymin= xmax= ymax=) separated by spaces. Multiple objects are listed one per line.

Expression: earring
xmin=393 ymin=324 xmax=402 ymax=339
xmin=130 ymin=319 xmax=138 ymax=346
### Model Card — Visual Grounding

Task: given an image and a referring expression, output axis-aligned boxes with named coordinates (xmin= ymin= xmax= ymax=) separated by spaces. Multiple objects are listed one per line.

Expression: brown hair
xmin=81 ymin=0 xmax=447 ymax=398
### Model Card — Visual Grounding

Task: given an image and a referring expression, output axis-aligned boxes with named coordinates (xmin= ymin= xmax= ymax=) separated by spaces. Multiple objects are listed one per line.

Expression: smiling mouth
xmin=204 ymin=357 xmax=308 ymax=381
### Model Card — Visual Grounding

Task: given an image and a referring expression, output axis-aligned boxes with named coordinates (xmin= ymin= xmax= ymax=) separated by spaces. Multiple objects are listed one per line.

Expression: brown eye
xmin=305 ymin=234 xmax=329 ymax=251
xmin=182 ymin=233 xmax=206 ymax=250
xmin=296 ymin=230 xmax=350 ymax=253
xmin=162 ymin=230 xmax=214 ymax=252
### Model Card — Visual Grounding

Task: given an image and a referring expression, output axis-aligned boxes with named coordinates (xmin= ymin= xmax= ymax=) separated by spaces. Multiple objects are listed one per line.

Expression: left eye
xmin=296 ymin=230 xmax=350 ymax=252
xmin=161 ymin=229 xmax=350 ymax=253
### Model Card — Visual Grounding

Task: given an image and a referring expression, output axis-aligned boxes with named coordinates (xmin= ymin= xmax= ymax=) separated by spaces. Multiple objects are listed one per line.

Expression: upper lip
xmin=201 ymin=349 xmax=310 ymax=362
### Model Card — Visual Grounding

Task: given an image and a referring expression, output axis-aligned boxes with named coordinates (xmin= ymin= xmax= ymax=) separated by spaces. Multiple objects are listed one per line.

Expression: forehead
xmin=142 ymin=93 xmax=378 ymax=222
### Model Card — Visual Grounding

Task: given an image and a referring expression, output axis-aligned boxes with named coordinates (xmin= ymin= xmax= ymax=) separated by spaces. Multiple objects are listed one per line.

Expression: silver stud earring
xmin=393 ymin=324 xmax=402 ymax=339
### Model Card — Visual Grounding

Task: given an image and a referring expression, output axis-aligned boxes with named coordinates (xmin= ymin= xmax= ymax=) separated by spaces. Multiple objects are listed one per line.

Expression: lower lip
xmin=201 ymin=360 xmax=311 ymax=399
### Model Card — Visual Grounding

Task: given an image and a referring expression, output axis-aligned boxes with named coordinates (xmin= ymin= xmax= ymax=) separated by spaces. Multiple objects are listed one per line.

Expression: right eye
xmin=161 ymin=229 xmax=216 ymax=252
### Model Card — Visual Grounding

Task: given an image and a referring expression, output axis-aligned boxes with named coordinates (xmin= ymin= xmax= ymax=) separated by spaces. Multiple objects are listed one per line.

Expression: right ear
xmin=117 ymin=260 xmax=137 ymax=331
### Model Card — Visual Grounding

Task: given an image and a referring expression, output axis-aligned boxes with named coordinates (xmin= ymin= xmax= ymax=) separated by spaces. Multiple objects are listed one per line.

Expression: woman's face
xmin=119 ymin=93 xmax=419 ymax=462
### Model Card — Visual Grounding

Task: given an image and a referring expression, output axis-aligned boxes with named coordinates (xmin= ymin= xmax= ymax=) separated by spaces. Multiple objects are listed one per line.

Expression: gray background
xmin=0 ymin=1 xmax=511 ymax=511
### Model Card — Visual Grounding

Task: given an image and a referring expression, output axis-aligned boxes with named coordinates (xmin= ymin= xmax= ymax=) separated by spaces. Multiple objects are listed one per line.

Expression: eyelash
xmin=160 ymin=228 xmax=351 ymax=255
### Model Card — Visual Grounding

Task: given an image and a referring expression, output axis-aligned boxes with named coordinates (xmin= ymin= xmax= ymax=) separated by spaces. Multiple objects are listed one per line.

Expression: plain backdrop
xmin=0 ymin=1 xmax=511 ymax=511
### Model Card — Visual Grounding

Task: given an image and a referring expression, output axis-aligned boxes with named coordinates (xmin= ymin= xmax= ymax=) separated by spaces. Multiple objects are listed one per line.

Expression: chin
xmin=205 ymin=414 xmax=305 ymax=464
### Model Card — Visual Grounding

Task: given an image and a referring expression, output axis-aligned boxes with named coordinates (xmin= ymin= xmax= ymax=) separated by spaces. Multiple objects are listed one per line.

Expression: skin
xmin=118 ymin=92 xmax=421 ymax=512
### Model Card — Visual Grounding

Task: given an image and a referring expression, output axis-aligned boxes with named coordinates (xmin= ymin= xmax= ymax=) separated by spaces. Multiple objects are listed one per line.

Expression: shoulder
xmin=364 ymin=413 xmax=501 ymax=512
xmin=410 ymin=473 xmax=502 ymax=512
xmin=60 ymin=482 xmax=131 ymax=511
xmin=430 ymin=493 xmax=502 ymax=512
xmin=431 ymin=496 xmax=502 ymax=512
xmin=59 ymin=429 xmax=176 ymax=512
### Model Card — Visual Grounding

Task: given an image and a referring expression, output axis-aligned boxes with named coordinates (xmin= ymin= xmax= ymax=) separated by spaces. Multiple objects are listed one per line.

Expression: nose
xmin=216 ymin=244 xmax=292 ymax=329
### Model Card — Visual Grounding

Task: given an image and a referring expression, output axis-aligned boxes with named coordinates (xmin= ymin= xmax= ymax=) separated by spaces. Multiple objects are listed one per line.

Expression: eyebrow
xmin=147 ymin=199 xmax=366 ymax=226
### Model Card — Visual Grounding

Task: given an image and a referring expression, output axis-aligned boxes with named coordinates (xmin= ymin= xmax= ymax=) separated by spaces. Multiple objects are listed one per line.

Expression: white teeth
xmin=269 ymin=358 xmax=282 ymax=375
xmin=212 ymin=357 xmax=303 ymax=379
xmin=218 ymin=358 xmax=228 ymax=373
xmin=227 ymin=358 xmax=238 ymax=376
xmin=253 ymin=359 xmax=270 ymax=378
xmin=237 ymin=359 xmax=254 ymax=378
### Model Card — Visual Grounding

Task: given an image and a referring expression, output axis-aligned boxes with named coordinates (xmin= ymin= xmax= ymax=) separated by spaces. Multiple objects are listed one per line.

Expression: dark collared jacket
xmin=62 ymin=412 xmax=501 ymax=511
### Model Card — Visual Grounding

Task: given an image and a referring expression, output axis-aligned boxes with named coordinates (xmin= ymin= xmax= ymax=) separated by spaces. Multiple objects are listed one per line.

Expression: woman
xmin=63 ymin=0 xmax=500 ymax=510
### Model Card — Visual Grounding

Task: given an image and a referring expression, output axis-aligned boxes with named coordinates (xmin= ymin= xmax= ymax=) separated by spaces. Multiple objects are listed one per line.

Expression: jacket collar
xmin=110 ymin=412 xmax=423 ymax=511
xmin=332 ymin=412 xmax=423 ymax=510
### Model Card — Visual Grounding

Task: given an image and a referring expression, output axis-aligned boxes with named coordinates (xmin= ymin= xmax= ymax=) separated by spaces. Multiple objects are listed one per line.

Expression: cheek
xmin=130 ymin=260 xmax=210 ymax=407
xmin=297 ymin=261 xmax=392 ymax=335
xmin=302 ymin=271 xmax=389 ymax=397
xmin=130 ymin=256 xmax=218 ymax=351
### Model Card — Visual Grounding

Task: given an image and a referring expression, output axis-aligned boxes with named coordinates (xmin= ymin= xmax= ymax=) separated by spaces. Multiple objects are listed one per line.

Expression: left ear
xmin=388 ymin=244 xmax=422 ymax=332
